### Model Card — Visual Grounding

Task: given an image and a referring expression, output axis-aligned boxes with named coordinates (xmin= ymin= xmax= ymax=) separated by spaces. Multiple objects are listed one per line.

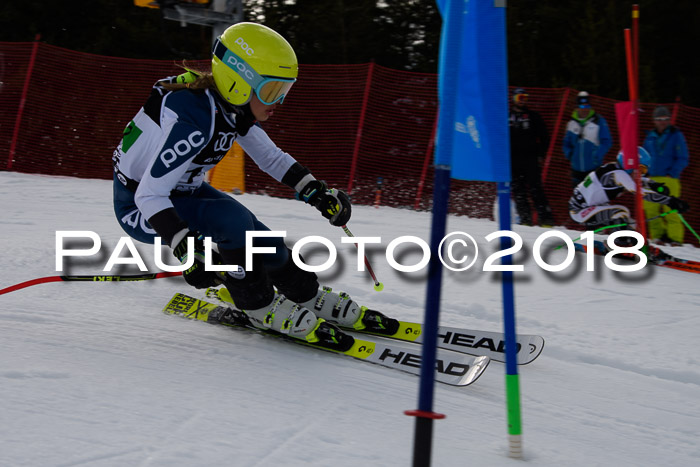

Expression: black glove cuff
xmin=148 ymin=208 xmax=188 ymax=246
xmin=298 ymin=179 xmax=328 ymax=205
xmin=282 ymin=162 xmax=312 ymax=190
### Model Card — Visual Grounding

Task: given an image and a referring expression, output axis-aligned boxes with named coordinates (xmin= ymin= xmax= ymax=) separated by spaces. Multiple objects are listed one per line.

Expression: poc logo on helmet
xmin=225 ymin=54 xmax=255 ymax=81
xmin=235 ymin=37 xmax=254 ymax=56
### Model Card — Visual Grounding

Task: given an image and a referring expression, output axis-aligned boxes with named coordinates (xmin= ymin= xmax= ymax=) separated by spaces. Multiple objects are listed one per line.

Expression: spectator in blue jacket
xmin=562 ymin=91 xmax=613 ymax=187
xmin=642 ymin=106 xmax=690 ymax=245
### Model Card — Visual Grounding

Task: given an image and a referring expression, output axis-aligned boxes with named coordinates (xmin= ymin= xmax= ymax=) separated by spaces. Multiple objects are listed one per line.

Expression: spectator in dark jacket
xmin=562 ymin=91 xmax=613 ymax=187
xmin=509 ymin=87 xmax=554 ymax=226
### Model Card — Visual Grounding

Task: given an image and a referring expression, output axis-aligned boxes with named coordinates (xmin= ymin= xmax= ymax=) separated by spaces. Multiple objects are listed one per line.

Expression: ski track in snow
xmin=1 ymin=172 xmax=699 ymax=466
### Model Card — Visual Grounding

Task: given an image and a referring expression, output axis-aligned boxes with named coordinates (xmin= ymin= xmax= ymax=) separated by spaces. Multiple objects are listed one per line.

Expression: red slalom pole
xmin=632 ymin=5 xmax=640 ymax=87
xmin=624 ymin=29 xmax=637 ymax=100
xmin=625 ymin=21 xmax=647 ymax=242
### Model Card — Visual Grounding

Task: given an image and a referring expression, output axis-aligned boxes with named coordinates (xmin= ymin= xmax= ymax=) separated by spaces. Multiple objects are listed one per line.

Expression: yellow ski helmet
xmin=212 ymin=22 xmax=298 ymax=106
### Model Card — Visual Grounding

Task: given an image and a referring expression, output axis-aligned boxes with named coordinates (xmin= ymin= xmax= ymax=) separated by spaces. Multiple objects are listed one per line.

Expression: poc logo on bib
xmin=235 ymin=37 xmax=254 ymax=56
xmin=159 ymin=131 xmax=205 ymax=168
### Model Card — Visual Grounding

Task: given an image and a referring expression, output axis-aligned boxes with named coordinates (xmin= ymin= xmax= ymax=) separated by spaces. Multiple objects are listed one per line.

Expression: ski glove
xmin=647 ymin=180 xmax=670 ymax=196
xmin=667 ymin=197 xmax=690 ymax=214
xmin=171 ymin=229 xmax=222 ymax=289
xmin=298 ymin=180 xmax=352 ymax=226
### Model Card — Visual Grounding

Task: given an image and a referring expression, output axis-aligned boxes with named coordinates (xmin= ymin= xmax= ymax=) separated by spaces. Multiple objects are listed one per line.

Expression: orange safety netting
xmin=1 ymin=42 xmax=698 ymax=245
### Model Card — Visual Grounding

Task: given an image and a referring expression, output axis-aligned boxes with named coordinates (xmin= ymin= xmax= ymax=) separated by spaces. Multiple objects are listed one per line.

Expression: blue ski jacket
xmin=643 ymin=126 xmax=689 ymax=179
xmin=562 ymin=111 xmax=613 ymax=172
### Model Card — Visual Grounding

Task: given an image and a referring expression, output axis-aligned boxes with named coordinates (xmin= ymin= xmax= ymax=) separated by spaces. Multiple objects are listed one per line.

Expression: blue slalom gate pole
xmin=412 ymin=0 xmax=514 ymax=463
xmin=405 ymin=1 xmax=464 ymax=463
xmin=406 ymin=165 xmax=451 ymax=466
xmin=497 ymin=182 xmax=523 ymax=458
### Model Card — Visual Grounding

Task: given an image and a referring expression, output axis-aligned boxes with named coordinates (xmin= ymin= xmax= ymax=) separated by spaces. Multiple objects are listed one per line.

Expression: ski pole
xmin=554 ymin=210 xmax=678 ymax=250
xmin=0 ymin=271 xmax=183 ymax=296
xmin=341 ymin=224 xmax=384 ymax=291
xmin=678 ymin=213 xmax=700 ymax=243
xmin=645 ymin=209 xmax=677 ymax=223
xmin=553 ymin=224 xmax=628 ymax=250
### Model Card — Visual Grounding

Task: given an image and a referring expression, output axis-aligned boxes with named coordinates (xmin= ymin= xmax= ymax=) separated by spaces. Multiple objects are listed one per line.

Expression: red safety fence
xmin=1 ymin=41 xmax=698 ymax=245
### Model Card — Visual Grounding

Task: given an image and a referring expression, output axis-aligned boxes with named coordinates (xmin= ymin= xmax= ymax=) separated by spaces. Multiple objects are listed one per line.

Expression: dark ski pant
xmin=112 ymin=176 xmax=288 ymax=269
xmin=511 ymin=171 xmax=553 ymax=225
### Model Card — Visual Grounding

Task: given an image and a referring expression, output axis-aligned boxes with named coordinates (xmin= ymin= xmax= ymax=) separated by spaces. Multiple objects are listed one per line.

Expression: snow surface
xmin=1 ymin=171 xmax=699 ymax=467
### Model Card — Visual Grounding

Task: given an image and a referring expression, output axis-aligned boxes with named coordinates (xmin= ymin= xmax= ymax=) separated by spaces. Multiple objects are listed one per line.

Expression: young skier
xmin=568 ymin=147 xmax=689 ymax=247
xmin=112 ymin=22 xmax=397 ymax=349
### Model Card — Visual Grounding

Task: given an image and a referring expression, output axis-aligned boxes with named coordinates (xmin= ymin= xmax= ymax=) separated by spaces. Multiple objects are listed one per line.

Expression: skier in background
xmin=112 ymin=22 xmax=398 ymax=350
xmin=568 ymin=147 xmax=689 ymax=248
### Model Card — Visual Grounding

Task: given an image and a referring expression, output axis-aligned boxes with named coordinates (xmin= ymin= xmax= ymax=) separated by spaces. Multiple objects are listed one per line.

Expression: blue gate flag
xmin=435 ymin=0 xmax=510 ymax=182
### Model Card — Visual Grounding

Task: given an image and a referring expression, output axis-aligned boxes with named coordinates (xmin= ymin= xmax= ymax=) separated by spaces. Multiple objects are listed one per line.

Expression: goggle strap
xmin=213 ymin=36 xmax=296 ymax=105
xmin=213 ymin=37 xmax=263 ymax=89
xmin=212 ymin=37 xmax=227 ymax=61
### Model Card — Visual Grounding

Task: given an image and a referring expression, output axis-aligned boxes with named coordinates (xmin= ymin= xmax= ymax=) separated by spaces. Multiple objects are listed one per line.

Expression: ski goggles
xmin=624 ymin=163 xmax=648 ymax=175
xmin=213 ymin=38 xmax=296 ymax=105
xmin=576 ymin=96 xmax=591 ymax=108
xmin=513 ymin=92 xmax=528 ymax=104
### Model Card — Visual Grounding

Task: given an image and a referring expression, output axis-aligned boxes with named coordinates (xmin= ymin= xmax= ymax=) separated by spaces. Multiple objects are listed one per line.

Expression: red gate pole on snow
xmin=0 ymin=271 xmax=183 ymax=296
xmin=7 ymin=34 xmax=41 ymax=170
xmin=347 ymin=62 xmax=374 ymax=195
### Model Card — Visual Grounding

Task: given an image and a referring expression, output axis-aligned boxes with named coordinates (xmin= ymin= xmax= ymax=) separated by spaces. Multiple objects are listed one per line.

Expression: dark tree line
xmin=1 ymin=0 xmax=698 ymax=106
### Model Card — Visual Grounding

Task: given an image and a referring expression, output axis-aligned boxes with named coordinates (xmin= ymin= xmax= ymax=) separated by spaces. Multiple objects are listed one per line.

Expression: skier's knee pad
xmin=268 ymin=249 xmax=320 ymax=303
